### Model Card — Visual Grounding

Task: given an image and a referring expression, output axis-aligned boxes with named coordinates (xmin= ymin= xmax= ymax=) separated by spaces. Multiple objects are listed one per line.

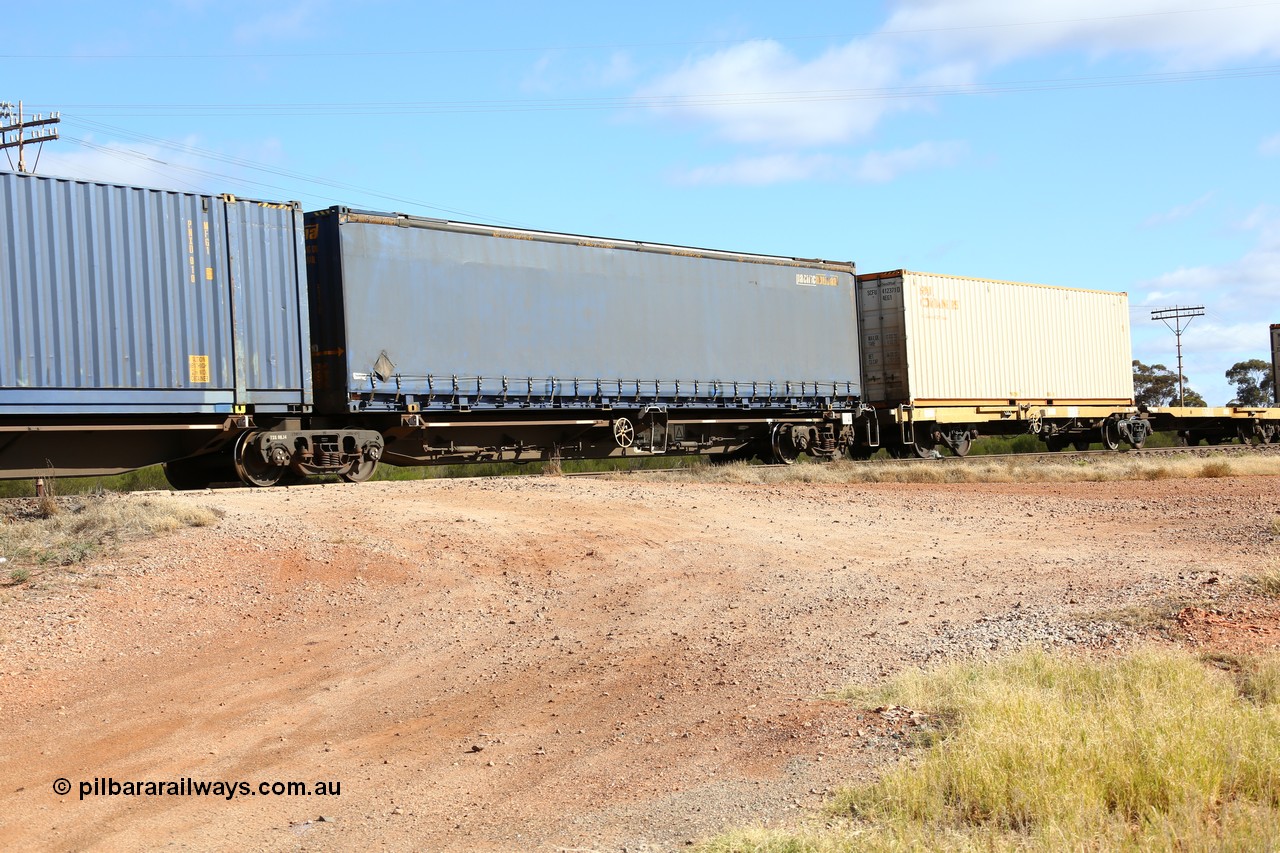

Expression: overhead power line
xmin=56 ymin=122 xmax=530 ymax=227
xmin=28 ymin=63 xmax=1280 ymax=120
xmin=4 ymin=2 xmax=1278 ymax=60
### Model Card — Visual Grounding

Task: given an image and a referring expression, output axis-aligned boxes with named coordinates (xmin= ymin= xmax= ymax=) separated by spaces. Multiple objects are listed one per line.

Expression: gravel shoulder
xmin=1 ymin=474 xmax=1277 ymax=851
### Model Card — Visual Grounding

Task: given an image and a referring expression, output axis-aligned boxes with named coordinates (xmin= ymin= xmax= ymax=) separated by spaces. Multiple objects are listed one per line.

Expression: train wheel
xmin=770 ymin=424 xmax=799 ymax=465
xmin=340 ymin=456 xmax=379 ymax=483
xmin=1100 ymin=418 xmax=1121 ymax=451
xmin=1071 ymin=438 xmax=1091 ymax=451
xmin=1238 ymin=423 xmax=1276 ymax=445
xmin=947 ymin=432 xmax=973 ymax=458
xmin=232 ymin=432 xmax=286 ymax=487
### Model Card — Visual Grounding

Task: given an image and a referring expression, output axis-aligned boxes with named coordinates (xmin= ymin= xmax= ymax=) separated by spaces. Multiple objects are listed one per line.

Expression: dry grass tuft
xmin=1247 ymin=561 xmax=1280 ymax=598
xmin=0 ymin=495 xmax=221 ymax=581
xmin=647 ymin=453 xmax=1280 ymax=487
xmin=36 ymin=493 xmax=60 ymax=518
xmin=1200 ymin=460 xmax=1235 ymax=478
xmin=700 ymin=648 xmax=1280 ymax=852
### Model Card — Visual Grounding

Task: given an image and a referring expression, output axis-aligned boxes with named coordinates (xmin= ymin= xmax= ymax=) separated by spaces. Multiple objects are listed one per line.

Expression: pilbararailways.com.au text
xmin=54 ymin=777 xmax=342 ymax=801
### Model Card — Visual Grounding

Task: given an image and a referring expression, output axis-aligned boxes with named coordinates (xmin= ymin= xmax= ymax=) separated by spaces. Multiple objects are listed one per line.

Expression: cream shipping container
xmin=857 ymin=270 xmax=1134 ymax=406
xmin=848 ymin=270 xmax=1141 ymax=457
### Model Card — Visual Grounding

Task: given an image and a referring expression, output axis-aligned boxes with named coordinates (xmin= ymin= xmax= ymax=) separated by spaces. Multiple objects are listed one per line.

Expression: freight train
xmin=1 ymin=170 xmax=1275 ymax=488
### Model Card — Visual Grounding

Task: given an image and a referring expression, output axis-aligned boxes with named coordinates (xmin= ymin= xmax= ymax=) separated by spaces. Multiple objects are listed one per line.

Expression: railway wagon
xmin=1141 ymin=322 xmax=1280 ymax=446
xmin=0 ymin=170 xmax=378 ymax=482
xmin=853 ymin=270 xmax=1146 ymax=456
xmin=301 ymin=207 xmax=868 ymax=476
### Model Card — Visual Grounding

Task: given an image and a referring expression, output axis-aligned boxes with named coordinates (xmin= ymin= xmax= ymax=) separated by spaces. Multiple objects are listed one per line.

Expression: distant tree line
xmin=1133 ymin=359 xmax=1276 ymax=407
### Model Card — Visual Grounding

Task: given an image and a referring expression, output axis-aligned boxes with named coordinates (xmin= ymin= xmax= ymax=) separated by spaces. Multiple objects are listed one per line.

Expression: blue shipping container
xmin=0 ymin=171 xmax=311 ymax=415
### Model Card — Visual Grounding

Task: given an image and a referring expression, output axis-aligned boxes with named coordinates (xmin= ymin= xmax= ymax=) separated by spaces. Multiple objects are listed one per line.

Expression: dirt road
xmin=2 ymin=474 xmax=1277 ymax=851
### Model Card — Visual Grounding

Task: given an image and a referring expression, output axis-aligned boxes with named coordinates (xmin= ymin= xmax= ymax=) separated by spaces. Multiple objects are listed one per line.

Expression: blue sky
xmin=5 ymin=0 xmax=1278 ymax=405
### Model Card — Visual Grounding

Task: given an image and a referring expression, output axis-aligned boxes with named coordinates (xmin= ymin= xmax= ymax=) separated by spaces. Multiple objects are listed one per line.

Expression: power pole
xmin=1 ymin=101 xmax=61 ymax=173
xmin=1151 ymin=305 xmax=1205 ymax=406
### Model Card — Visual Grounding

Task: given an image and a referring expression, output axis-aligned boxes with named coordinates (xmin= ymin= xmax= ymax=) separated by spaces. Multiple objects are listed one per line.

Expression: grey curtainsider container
xmin=857 ymin=270 xmax=1133 ymax=405
xmin=305 ymin=208 xmax=861 ymax=413
xmin=0 ymin=170 xmax=311 ymax=415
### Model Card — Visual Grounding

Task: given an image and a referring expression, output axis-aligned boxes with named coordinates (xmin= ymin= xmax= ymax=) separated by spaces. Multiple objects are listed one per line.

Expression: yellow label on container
xmin=205 ymin=267 xmax=214 ymax=280
xmin=188 ymin=355 xmax=210 ymax=384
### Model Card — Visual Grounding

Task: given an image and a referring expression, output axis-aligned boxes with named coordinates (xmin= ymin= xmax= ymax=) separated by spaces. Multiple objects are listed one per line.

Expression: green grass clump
xmin=701 ymin=648 xmax=1280 ymax=852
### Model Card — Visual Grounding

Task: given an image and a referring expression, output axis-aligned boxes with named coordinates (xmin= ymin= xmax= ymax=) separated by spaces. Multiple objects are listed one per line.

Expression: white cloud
xmin=853 ymin=140 xmax=967 ymax=183
xmin=35 ymin=138 xmax=218 ymax=193
xmin=881 ymin=0 xmax=1280 ymax=68
xmin=523 ymin=50 xmax=640 ymax=94
xmin=675 ymin=153 xmax=843 ymax=186
xmin=1142 ymin=206 xmax=1280 ymax=303
xmin=1261 ymin=132 xmax=1280 ymax=157
xmin=599 ymin=52 xmax=639 ymax=88
xmin=233 ymin=2 xmax=323 ymax=44
xmin=520 ymin=52 xmax=564 ymax=94
xmin=634 ymin=38 xmax=923 ymax=147
xmin=631 ymin=2 xmax=1280 ymax=161
xmin=1133 ymin=206 xmax=1280 ymax=403
xmin=32 ymin=136 xmax=303 ymax=204
xmin=672 ymin=140 xmax=965 ymax=186
xmin=1141 ymin=191 xmax=1214 ymax=228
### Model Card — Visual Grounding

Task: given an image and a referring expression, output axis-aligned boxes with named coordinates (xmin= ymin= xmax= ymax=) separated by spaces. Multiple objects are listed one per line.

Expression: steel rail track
xmin=564 ymin=441 xmax=1280 ymax=478
xmin=99 ymin=441 xmax=1277 ymax=492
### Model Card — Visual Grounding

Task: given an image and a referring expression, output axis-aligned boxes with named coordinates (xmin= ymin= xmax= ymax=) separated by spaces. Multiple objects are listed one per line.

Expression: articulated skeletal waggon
xmin=0 ymin=170 xmax=1275 ymax=487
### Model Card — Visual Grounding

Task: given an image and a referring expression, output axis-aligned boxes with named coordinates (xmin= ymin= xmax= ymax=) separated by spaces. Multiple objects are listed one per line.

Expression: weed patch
xmin=1200 ymin=460 xmax=1234 ymax=478
xmin=0 ymin=495 xmax=220 ymax=584
xmin=1248 ymin=562 xmax=1280 ymax=598
xmin=656 ymin=454 xmax=1280 ymax=487
xmin=700 ymin=648 xmax=1280 ymax=852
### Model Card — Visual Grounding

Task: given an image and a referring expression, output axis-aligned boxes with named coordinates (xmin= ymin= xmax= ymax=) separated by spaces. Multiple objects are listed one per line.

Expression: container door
xmin=221 ymin=199 xmax=311 ymax=411
xmin=858 ymin=275 xmax=908 ymax=403
xmin=1271 ymin=325 xmax=1280 ymax=403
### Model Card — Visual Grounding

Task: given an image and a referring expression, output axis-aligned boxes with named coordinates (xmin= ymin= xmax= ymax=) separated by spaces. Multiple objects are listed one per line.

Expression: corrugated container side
xmin=0 ymin=171 xmax=309 ymax=414
xmin=224 ymin=199 xmax=312 ymax=406
xmin=858 ymin=270 xmax=1133 ymax=404
xmin=307 ymin=210 xmax=861 ymax=412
